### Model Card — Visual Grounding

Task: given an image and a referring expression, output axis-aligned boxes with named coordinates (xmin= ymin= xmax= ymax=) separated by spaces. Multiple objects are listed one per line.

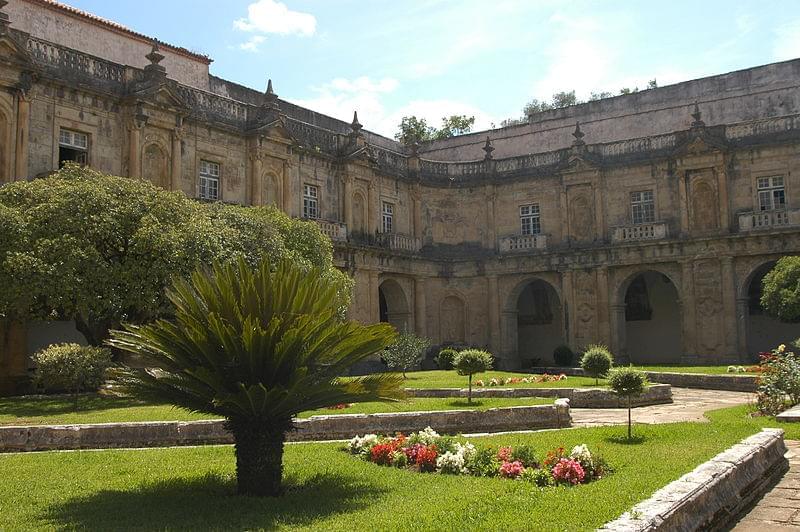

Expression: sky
xmin=59 ymin=0 xmax=800 ymax=138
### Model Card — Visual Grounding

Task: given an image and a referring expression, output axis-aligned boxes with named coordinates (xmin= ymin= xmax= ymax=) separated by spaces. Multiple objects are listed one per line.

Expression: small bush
xmin=522 ymin=467 xmax=554 ymax=487
xmin=553 ymin=345 xmax=575 ymax=367
xmin=32 ymin=343 xmax=112 ymax=409
xmin=510 ymin=445 xmax=538 ymax=468
xmin=466 ymin=447 xmax=500 ymax=477
xmin=756 ymin=343 xmax=800 ymax=415
xmin=454 ymin=349 xmax=493 ymax=403
xmin=382 ymin=333 xmax=431 ymax=377
xmin=607 ymin=366 xmax=649 ymax=440
xmin=436 ymin=348 xmax=459 ymax=370
xmin=580 ymin=345 xmax=614 ymax=385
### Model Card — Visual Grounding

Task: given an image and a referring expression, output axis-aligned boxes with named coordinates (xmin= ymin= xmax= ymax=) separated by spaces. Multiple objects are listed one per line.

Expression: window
xmin=630 ymin=190 xmax=655 ymax=224
xmin=199 ymin=160 xmax=220 ymax=201
xmin=757 ymin=176 xmax=786 ymax=211
xmin=58 ymin=129 xmax=88 ymax=166
xmin=381 ymin=202 xmax=394 ymax=233
xmin=519 ymin=204 xmax=541 ymax=235
xmin=303 ymin=184 xmax=318 ymax=219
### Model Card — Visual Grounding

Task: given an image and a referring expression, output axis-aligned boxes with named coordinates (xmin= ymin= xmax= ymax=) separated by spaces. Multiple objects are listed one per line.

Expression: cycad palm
xmin=108 ymin=257 xmax=403 ymax=496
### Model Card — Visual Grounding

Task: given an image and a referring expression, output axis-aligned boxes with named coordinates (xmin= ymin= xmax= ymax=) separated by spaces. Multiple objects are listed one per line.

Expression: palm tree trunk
xmin=228 ymin=420 xmax=288 ymax=496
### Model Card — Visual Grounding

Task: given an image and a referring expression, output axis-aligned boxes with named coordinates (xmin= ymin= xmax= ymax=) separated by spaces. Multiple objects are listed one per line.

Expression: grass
xmin=396 ymin=370 xmax=605 ymax=389
xmin=0 ymin=404 xmax=788 ymax=531
xmin=633 ymin=365 xmax=756 ymax=375
xmin=0 ymin=394 xmax=553 ymax=426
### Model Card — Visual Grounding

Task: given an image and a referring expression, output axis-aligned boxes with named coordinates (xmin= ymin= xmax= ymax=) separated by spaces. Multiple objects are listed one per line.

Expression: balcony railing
xmin=377 ymin=232 xmax=421 ymax=252
xmin=315 ymin=220 xmax=347 ymax=241
xmin=739 ymin=209 xmax=799 ymax=231
xmin=611 ymin=222 xmax=668 ymax=243
xmin=498 ymin=234 xmax=548 ymax=253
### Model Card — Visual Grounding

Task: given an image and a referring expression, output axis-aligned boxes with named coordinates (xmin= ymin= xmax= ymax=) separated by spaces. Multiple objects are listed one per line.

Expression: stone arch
xmin=513 ymin=278 xmax=565 ymax=366
xmin=741 ymin=260 xmax=796 ymax=356
xmin=439 ymin=293 xmax=466 ymax=344
xmin=352 ymin=191 xmax=367 ymax=236
xmin=617 ymin=269 xmax=682 ymax=363
xmin=263 ymin=172 xmax=280 ymax=207
xmin=378 ymin=278 xmax=410 ymax=332
xmin=142 ymin=142 xmax=169 ymax=188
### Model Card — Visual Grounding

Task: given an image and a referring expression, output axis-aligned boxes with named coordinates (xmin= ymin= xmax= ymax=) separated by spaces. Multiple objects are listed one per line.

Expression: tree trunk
xmin=74 ymin=315 xmax=113 ymax=347
xmin=468 ymin=374 xmax=472 ymax=404
xmin=228 ymin=419 xmax=289 ymax=496
xmin=627 ymin=395 xmax=632 ymax=440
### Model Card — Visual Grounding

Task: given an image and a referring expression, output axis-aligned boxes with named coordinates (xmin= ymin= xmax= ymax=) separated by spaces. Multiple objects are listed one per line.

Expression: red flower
xmin=497 ymin=446 xmax=513 ymax=462
xmin=415 ymin=445 xmax=438 ymax=472
xmin=370 ymin=443 xmax=395 ymax=465
xmin=543 ymin=447 xmax=567 ymax=468
xmin=552 ymin=458 xmax=585 ymax=485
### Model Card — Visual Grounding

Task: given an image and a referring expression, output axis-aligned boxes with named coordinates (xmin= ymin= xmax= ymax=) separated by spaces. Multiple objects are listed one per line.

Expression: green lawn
xmin=634 ymin=365 xmax=756 ymax=375
xmin=0 ymin=404 xmax=789 ymax=531
xmin=396 ymin=370 xmax=605 ymax=389
xmin=0 ymin=394 xmax=552 ymax=426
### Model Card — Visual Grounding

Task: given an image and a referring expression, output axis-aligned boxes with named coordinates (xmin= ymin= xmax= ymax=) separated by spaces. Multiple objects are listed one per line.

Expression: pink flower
xmin=499 ymin=460 xmax=525 ymax=479
xmin=551 ymin=458 xmax=585 ymax=485
xmin=497 ymin=446 xmax=513 ymax=462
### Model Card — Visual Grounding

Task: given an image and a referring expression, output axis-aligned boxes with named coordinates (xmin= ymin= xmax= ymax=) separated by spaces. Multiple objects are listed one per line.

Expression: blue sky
xmin=64 ymin=0 xmax=800 ymax=137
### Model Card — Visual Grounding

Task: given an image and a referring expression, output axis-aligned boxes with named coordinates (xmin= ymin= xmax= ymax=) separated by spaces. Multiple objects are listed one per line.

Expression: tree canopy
xmin=0 ymin=164 xmax=351 ymax=345
xmin=761 ymin=256 xmax=800 ymax=322
xmin=395 ymin=115 xmax=476 ymax=145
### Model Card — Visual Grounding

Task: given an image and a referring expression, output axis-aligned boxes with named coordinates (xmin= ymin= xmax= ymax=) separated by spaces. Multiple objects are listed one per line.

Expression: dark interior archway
xmin=378 ymin=279 xmax=410 ymax=332
xmin=516 ymin=280 xmax=564 ymax=365
xmin=623 ymin=271 xmax=682 ymax=363
xmin=746 ymin=262 xmax=797 ymax=355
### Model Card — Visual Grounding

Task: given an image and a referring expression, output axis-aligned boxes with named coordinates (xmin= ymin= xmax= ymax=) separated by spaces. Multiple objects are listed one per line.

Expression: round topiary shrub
xmin=454 ymin=349 xmax=493 ymax=403
xmin=607 ymin=366 xmax=649 ymax=439
xmin=32 ymin=343 xmax=112 ymax=409
xmin=436 ymin=347 xmax=459 ymax=370
xmin=580 ymin=344 xmax=614 ymax=385
xmin=553 ymin=345 xmax=575 ymax=367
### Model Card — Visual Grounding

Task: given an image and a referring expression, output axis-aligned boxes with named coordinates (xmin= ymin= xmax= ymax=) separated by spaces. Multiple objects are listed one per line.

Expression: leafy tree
xmin=589 ymin=91 xmax=613 ymax=101
xmin=0 ymin=164 xmax=351 ymax=345
xmin=607 ymin=367 xmax=649 ymax=440
xmin=761 ymin=257 xmax=800 ymax=322
xmin=551 ymin=90 xmax=578 ymax=108
xmin=435 ymin=347 xmax=459 ymax=370
xmin=647 ymin=79 xmax=658 ymax=89
xmin=395 ymin=115 xmax=476 ymax=144
xmin=454 ymin=349 xmax=493 ymax=403
xmin=382 ymin=332 xmax=430 ymax=377
xmin=432 ymin=115 xmax=476 ymax=140
xmin=580 ymin=345 xmax=614 ymax=385
xmin=108 ymin=257 xmax=403 ymax=496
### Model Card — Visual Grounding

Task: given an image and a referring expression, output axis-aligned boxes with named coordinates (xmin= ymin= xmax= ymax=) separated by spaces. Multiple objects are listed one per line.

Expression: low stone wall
xmin=600 ymin=428 xmax=788 ymax=531
xmin=528 ymin=367 xmax=758 ymax=392
xmin=0 ymin=402 xmax=571 ymax=452
xmin=407 ymin=384 xmax=672 ymax=408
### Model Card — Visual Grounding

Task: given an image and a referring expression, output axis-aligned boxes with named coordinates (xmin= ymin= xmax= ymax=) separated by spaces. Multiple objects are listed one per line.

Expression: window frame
xmin=198 ymin=159 xmax=221 ymax=201
xmin=58 ymin=128 xmax=89 ymax=166
xmin=630 ymin=189 xmax=655 ymax=225
xmin=756 ymin=175 xmax=786 ymax=211
xmin=381 ymin=201 xmax=394 ymax=233
xmin=302 ymin=183 xmax=319 ymax=219
xmin=519 ymin=203 xmax=541 ymax=236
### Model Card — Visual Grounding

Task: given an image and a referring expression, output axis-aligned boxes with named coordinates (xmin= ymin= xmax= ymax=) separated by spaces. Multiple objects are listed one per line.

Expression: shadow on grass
xmin=41 ymin=471 xmax=388 ymax=529
xmin=604 ymin=434 xmax=648 ymax=445
xmin=0 ymin=394 xmax=149 ymax=419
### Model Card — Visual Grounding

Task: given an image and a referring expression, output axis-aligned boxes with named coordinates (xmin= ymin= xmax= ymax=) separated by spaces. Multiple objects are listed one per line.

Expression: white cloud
xmin=406 ymin=29 xmax=492 ymax=79
xmin=289 ymin=76 xmax=496 ymax=138
xmin=233 ymin=0 xmax=316 ymax=49
xmin=773 ymin=18 xmax=800 ymax=61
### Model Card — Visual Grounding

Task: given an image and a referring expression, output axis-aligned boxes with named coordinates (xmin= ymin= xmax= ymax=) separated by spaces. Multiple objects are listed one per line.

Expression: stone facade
xmin=1 ymin=1 xmax=799 ymax=392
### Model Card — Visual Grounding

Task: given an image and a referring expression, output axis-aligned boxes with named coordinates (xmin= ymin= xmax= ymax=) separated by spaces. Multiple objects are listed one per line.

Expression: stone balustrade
xmin=738 ymin=209 xmax=800 ymax=231
xmin=377 ymin=232 xmax=421 ymax=252
xmin=611 ymin=222 xmax=668 ymax=243
xmin=315 ymin=219 xmax=347 ymax=241
xmin=498 ymin=234 xmax=548 ymax=253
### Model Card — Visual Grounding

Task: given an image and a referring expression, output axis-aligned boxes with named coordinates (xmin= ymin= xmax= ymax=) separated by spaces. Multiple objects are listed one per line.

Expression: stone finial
xmin=572 ymin=122 xmax=585 ymax=146
xmin=351 ymin=111 xmax=363 ymax=134
xmin=265 ymin=78 xmax=276 ymax=98
xmin=482 ymin=136 xmax=495 ymax=160
xmin=263 ymin=79 xmax=279 ymax=110
xmin=144 ymin=42 xmax=166 ymax=75
xmin=691 ymin=101 xmax=705 ymax=128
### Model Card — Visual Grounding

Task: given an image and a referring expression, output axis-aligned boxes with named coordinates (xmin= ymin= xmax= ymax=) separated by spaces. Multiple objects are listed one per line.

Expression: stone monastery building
xmin=1 ymin=0 xmax=799 ymax=384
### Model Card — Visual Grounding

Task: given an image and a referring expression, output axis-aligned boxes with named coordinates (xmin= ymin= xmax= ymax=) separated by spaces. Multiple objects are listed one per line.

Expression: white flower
xmin=570 ymin=444 xmax=593 ymax=467
xmin=727 ymin=365 xmax=737 ymax=373
xmin=437 ymin=451 xmax=467 ymax=474
xmin=455 ymin=442 xmax=477 ymax=462
xmin=415 ymin=426 xmax=441 ymax=446
xmin=347 ymin=433 xmax=378 ymax=454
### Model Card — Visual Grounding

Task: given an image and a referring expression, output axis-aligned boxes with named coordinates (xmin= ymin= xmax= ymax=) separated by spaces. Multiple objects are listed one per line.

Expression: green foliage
xmin=522 ymin=467 xmax=554 ymax=486
xmin=382 ymin=332 xmax=430 ymax=377
xmin=510 ymin=445 xmax=538 ymax=468
xmin=108 ymin=257 xmax=402 ymax=495
xmin=761 ymin=257 xmax=800 ymax=322
xmin=32 ymin=343 xmax=112 ymax=409
xmin=394 ymin=115 xmax=475 ymax=145
xmin=757 ymin=343 xmax=800 ymax=415
xmin=580 ymin=345 xmax=614 ymax=384
xmin=454 ymin=349 xmax=493 ymax=403
xmin=608 ymin=367 xmax=649 ymax=439
xmin=0 ymin=164 xmax=351 ymax=344
xmin=465 ymin=446 xmax=500 ymax=477
xmin=435 ymin=347 xmax=459 ymax=370
xmin=553 ymin=344 xmax=575 ymax=367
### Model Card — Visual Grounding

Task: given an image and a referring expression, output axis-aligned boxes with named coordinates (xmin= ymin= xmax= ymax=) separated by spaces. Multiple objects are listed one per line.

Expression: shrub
xmin=551 ymin=458 xmax=585 ymax=485
xmin=466 ymin=447 xmax=501 ymax=477
xmin=382 ymin=332 xmax=431 ymax=378
xmin=607 ymin=367 xmax=649 ymax=440
xmin=522 ymin=467 xmax=554 ymax=486
xmin=580 ymin=345 xmax=614 ymax=385
xmin=553 ymin=345 xmax=575 ymax=367
xmin=32 ymin=343 xmax=112 ymax=409
xmin=435 ymin=348 xmax=459 ymax=370
xmin=756 ymin=343 xmax=800 ymax=415
xmin=454 ymin=349 xmax=493 ymax=403
xmin=761 ymin=257 xmax=800 ymax=322
xmin=510 ymin=445 xmax=538 ymax=468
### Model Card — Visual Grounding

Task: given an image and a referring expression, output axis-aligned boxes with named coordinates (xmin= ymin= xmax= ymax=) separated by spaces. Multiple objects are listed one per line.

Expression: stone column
xmin=736 ymin=297 xmax=749 ymax=359
xmin=343 ymin=175 xmax=353 ymax=229
xmin=250 ymin=153 xmax=263 ymax=206
xmin=282 ymin=162 xmax=292 ymax=215
xmin=720 ymin=256 xmax=738 ymax=355
xmin=593 ymin=182 xmax=605 ymax=241
xmin=680 ymin=260 xmax=697 ymax=355
xmin=678 ymin=172 xmax=690 ymax=235
xmin=170 ymin=128 xmax=183 ymax=191
xmin=368 ymin=270 xmax=380 ymax=324
xmin=412 ymin=185 xmax=423 ymax=240
xmin=559 ymin=187 xmax=569 ymax=244
xmin=486 ymin=185 xmax=497 ymax=250
xmin=128 ymin=123 xmax=143 ymax=179
xmin=561 ymin=270 xmax=574 ymax=346
xmin=610 ymin=304 xmax=627 ymax=362
xmin=487 ymin=275 xmax=500 ymax=353
xmin=596 ymin=266 xmax=611 ymax=345
xmin=414 ymin=277 xmax=427 ymax=338
xmin=717 ymin=165 xmax=730 ymax=233
xmin=367 ymin=181 xmax=377 ymax=234
xmin=14 ymin=92 xmax=29 ymax=180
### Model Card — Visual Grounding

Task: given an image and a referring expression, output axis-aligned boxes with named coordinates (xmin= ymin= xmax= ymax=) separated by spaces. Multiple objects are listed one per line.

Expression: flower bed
xmin=346 ymin=426 xmax=608 ymax=486
xmin=475 ymin=374 xmax=567 ymax=387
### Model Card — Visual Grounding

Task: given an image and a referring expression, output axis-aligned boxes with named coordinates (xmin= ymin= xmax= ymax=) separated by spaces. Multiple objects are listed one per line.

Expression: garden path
xmin=569 ymin=388 xmax=753 ymax=427
xmin=730 ymin=440 xmax=800 ymax=531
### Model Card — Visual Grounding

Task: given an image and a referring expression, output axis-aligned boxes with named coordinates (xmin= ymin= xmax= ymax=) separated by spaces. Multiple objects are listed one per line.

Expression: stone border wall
xmin=407 ymin=384 xmax=672 ymax=408
xmin=600 ymin=428 xmax=788 ymax=531
xmin=0 ymin=401 xmax=571 ymax=452
xmin=528 ymin=367 xmax=758 ymax=392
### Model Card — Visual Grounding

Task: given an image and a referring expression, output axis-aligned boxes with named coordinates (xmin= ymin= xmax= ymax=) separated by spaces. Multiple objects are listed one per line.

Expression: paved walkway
xmin=571 ymin=387 xmax=753 ymax=426
xmin=731 ymin=440 xmax=800 ymax=531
